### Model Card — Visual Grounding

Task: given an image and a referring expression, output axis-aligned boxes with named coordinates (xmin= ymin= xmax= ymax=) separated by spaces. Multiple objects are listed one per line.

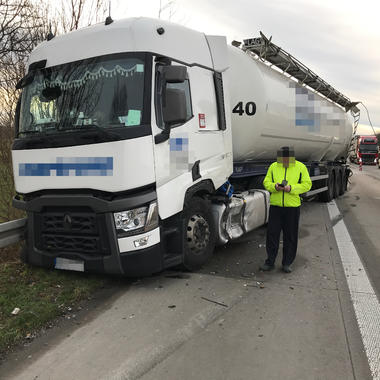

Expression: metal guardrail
xmin=0 ymin=218 xmax=27 ymax=248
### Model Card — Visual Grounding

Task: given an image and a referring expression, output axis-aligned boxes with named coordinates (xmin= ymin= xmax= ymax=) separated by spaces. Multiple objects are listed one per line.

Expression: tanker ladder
xmin=239 ymin=32 xmax=359 ymax=114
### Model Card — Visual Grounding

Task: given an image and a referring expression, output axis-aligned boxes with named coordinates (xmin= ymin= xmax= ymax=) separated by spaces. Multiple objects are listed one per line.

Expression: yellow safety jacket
xmin=263 ymin=160 xmax=312 ymax=207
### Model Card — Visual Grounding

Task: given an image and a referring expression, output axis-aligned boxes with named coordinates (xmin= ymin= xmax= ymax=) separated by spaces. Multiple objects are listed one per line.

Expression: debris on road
xmin=168 ymin=305 xmax=176 ymax=309
xmin=246 ymin=282 xmax=265 ymax=289
xmin=201 ymin=297 xmax=228 ymax=308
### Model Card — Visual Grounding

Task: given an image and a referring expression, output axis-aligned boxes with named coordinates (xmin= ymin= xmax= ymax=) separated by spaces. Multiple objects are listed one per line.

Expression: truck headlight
xmin=113 ymin=201 xmax=158 ymax=234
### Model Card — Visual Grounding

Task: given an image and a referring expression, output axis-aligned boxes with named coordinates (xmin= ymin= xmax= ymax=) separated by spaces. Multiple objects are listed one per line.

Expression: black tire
xmin=319 ymin=169 xmax=334 ymax=202
xmin=342 ymin=169 xmax=347 ymax=193
xmin=182 ymin=197 xmax=216 ymax=271
xmin=336 ymin=168 xmax=344 ymax=198
xmin=333 ymin=169 xmax=340 ymax=198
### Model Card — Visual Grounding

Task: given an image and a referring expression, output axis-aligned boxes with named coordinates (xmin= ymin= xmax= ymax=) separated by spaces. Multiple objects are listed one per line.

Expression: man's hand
xmin=275 ymin=183 xmax=283 ymax=191
xmin=283 ymin=185 xmax=291 ymax=193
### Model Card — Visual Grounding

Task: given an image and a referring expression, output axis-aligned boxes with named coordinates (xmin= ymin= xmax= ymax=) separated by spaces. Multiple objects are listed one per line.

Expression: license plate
xmin=55 ymin=257 xmax=84 ymax=272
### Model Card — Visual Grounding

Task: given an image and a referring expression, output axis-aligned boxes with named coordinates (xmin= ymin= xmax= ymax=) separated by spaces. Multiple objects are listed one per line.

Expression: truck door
xmin=152 ymin=61 xmax=232 ymax=220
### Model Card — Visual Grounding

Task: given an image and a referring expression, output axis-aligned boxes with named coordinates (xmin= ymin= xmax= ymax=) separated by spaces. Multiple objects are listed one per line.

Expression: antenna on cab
xmin=105 ymin=1 xmax=114 ymax=25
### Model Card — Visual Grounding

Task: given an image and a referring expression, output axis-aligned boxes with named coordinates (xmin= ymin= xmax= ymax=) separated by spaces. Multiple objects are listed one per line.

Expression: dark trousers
xmin=265 ymin=205 xmax=300 ymax=266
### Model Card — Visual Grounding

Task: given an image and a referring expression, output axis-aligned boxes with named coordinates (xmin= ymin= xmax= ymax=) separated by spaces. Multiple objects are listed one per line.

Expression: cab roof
xmin=29 ymin=17 xmax=227 ymax=72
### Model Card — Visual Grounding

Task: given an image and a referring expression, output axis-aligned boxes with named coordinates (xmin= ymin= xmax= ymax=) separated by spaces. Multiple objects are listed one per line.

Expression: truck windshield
xmin=18 ymin=54 xmax=148 ymax=140
xmin=359 ymin=144 xmax=378 ymax=153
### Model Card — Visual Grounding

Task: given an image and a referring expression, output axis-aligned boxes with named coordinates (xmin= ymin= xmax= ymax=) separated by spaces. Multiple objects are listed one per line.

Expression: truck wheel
xmin=182 ymin=197 xmax=216 ymax=271
xmin=319 ymin=170 xmax=334 ymax=202
xmin=333 ymin=170 xmax=341 ymax=198
xmin=337 ymin=169 xmax=344 ymax=197
xmin=340 ymin=170 xmax=346 ymax=195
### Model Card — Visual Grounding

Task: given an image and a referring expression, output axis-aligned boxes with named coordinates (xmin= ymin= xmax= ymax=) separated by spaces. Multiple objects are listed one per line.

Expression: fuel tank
xmin=226 ymin=46 xmax=353 ymax=163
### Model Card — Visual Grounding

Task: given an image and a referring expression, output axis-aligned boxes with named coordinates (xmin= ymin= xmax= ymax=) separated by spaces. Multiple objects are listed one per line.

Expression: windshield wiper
xmin=60 ymin=124 xmax=120 ymax=141
xmin=17 ymin=121 xmax=59 ymax=137
xmin=17 ymin=129 xmax=44 ymax=137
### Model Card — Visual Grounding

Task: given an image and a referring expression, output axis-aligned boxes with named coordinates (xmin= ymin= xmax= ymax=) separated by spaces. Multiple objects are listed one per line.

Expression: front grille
xmin=35 ymin=206 xmax=110 ymax=256
xmin=42 ymin=213 xmax=97 ymax=234
xmin=42 ymin=234 xmax=100 ymax=253
xmin=362 ymin=154 xmax=376 ymax=163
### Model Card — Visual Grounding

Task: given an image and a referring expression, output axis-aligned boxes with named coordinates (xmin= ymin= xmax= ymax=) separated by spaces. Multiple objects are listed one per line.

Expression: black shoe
xmin=282 ymin=265 xmax=292 ymax=273
xmin=259 ymin=263 xmax=274 ymax=271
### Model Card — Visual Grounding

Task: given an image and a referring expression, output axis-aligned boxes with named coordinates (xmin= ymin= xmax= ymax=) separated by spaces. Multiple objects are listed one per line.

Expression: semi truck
xmin=12 ymin=17 xmax=357 ymax=276
xmin=350 ymin=135 xmax=378 ymax=165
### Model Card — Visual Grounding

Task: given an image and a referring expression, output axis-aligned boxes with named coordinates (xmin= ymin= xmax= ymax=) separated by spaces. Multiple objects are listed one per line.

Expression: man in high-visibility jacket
xmin=260 ymin=147 xmax=312 ymax=273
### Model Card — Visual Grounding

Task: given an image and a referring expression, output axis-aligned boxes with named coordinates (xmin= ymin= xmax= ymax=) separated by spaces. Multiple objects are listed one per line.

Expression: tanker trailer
xmin=226 ymin=37 xmax=355 ymax=203
xmin=12 ymin=17 xmax=358 ymax=275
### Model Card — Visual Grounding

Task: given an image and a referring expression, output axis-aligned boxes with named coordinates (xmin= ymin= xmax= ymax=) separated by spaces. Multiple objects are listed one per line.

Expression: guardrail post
xmin=0 ymin=218 xmax=27 ymax=249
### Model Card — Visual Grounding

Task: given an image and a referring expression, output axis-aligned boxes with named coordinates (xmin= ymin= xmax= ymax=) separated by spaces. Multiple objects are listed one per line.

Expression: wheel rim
xmin=187 ymin=214 xmax=210 ymax=254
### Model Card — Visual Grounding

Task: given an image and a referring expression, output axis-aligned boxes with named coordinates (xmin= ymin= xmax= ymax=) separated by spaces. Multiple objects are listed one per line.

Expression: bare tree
xmin=158 ymin=0 xmax=176 ymax=20
xmin=58 ymin=0 xmax=107 ymax=33
xmin=0 ymin=0 xmax=49 ymax=221
xmin=0 ymin=0 xmax=47 ymax=60
xmin=0 ymin=0 xmax=107 ymax=222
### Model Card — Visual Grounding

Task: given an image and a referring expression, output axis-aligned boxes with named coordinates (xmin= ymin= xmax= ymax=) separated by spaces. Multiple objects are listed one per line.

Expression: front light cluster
xmin=113 ymin=201 xmax=158 ymax=234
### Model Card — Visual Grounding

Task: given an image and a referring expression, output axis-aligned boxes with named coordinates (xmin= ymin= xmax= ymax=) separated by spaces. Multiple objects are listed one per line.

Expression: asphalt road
xmin=1 ymin=166 xmax=379 ymax=380
xmin=337 ymin=164 xmax=380 ymax=299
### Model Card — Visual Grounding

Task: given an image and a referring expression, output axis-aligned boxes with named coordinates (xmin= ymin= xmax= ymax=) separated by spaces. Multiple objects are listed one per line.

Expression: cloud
xmin=175 ymin=0 xmax=380 ymax=127
xmin=114 ymin=0 xmax=380 ymax=128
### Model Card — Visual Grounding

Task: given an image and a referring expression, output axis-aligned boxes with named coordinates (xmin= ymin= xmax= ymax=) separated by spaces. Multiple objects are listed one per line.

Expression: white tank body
xmin=226 ymin=46 xmax=353 ymax=162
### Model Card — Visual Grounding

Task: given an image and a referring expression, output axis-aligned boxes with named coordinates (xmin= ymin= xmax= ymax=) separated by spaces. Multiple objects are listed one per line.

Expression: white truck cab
xmin=12 ymin=17 xmax=233 ymax=275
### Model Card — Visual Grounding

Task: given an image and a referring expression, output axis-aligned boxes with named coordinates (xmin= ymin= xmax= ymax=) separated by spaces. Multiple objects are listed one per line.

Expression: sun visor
xmin=205 ymin=35 xmax=229 ymax=72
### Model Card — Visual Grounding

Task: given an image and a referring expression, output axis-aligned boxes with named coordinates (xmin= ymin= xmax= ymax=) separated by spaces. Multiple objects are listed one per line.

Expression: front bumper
xmin=13 ymin=189 xmax=164 ymax=276
xmin=360 ymin=154 xmax=377 ymax=164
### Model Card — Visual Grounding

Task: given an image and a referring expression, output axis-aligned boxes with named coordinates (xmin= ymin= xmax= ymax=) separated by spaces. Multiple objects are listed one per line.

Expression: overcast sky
xmin=111 ymin=0 xmax=380 ymax=134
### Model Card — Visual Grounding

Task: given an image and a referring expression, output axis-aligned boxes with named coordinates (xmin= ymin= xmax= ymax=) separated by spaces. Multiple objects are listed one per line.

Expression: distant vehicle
xmin=350 ymin=135 xmax=378 ymax=165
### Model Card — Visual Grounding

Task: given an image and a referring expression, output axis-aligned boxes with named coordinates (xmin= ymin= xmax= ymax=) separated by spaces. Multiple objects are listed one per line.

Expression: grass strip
xmin=0 ymin=252 xmax=107 ymax=354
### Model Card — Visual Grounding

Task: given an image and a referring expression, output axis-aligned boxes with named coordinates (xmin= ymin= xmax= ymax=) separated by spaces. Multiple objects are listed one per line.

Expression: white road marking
xmin=327 ymin=200 xmax=380 ymax=380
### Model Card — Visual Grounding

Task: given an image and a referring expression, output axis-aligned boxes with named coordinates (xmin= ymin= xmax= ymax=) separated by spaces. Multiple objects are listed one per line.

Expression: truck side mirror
xmin=154 ymin=65 xmax=189 ymax=144
xmin=163 ymin=65 xmax=187 ymax=83
xmin=155 ymin=88 xmax=188 ymax=144
xmin=163 ymin=88 xmax=187 ymax=125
